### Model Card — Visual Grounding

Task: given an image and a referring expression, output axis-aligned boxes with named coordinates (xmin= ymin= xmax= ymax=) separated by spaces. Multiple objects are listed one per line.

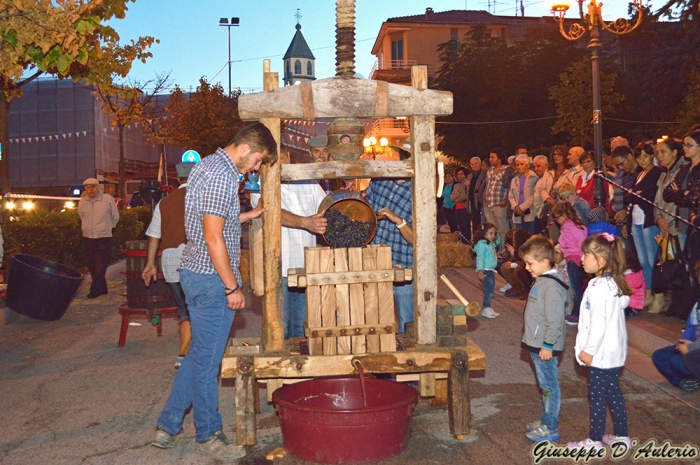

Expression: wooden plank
xmin=334 ymin=248 xmax=352 ymax=354
xmin=281 ymin=160 xmax=413 ymax=181
xmin=235 ymin=356 xmax=256 ymax=445
xmin=249 ymin=217 xmax=264 ymax=296
xmin=290 ymin=268 xmax=399 ymax=287
xmin=238 ymin=77 xmax=453 ymax=120
xmin=259 ymin=71 xmax=284 ymax=352
xmin=265 ymin=378 xmax=284 ymax=403
xmin=419 ymin=372 xmax=436 ymax=397
xmin=305 ymin=323 xmax=397 ymax=338
xmin=363 ymin=247 xmax=380 ymax=353
xmin=432 ymin=379 xmax=448 ymax=406
xmin=348 ymin=248 xmax=366 ymax=354
xmin=319 ymin=248 xmax=337 ymax=355
xmin=305 ymin=248 xmax=323 ymax=355
xmin=448 ymin=349 xmax=470 ymax=437
xmin=376 ymin=246 xmax=396 ymax=352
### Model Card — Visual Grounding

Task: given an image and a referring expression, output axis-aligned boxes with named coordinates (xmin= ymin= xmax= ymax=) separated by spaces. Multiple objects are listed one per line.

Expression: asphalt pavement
xmin=1 ymin=261 xmax=699 ymax=465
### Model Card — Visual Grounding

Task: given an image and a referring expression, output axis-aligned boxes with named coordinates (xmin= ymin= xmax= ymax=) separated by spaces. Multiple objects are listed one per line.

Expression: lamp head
xmin=550 ymin=0 xmax=572 ymax=18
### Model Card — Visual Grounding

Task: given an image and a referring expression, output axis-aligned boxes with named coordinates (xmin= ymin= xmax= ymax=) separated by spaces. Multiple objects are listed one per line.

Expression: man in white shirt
xmin=251 ymin=146 xmax=327 ymax=338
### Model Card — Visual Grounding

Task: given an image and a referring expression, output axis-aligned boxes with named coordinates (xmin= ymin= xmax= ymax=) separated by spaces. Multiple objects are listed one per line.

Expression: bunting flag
xmin=83 ymin=131 xmax=87 ymax=136
xmin=41 ymin=136 xmax=45 ymax=141
xmin=62 ymin=134 xmax=66 ymax=139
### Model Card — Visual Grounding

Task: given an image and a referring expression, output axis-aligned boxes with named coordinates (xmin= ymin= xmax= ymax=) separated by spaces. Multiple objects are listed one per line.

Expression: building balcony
xmin=368 ymin=60 xmax=437 ymax=84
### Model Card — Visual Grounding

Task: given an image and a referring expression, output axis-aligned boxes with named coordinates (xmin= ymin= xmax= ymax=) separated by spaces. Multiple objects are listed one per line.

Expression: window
xmin=286 ymin=61 xmax=290 ymax=74
xmin=391 ymin=39 xmax=403 ymax=67
xmin=307 ymin=61 xmax=312 ymax=75
xmin=294 ymin=60 xmax=301 ymax=75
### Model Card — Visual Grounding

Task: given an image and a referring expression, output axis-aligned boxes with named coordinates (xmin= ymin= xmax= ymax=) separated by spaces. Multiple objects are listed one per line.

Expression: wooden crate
xmin=287 ymin=245 xmax=411 ymax=355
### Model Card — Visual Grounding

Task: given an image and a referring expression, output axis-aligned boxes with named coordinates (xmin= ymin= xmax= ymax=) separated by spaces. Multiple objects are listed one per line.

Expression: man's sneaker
xmin=481 ymin=307 xmax=499 ymax=319
xmin=566 ymin=438 xmax=604 ymax=452
xmin=174 ymin=356 xmax=184 ymax=369
xmin=195 ymin=430 xmax=246 ymax=461
xmin=565 ymin=314 xmax=579 ymax=326
xmin=525 ymin=420 xmax=542 ymax=432
xmin=679 ymin=378 xmax=700 ymax=392
xmin=151 ymin=426 xmax=179 ymax=449
xmin=500 ymin=283 xmax=513 ymax=293
xmin=602 ymin=434 xmax=632 ymax=450
xmin=525 ymin=425 xmax=560 ymax=442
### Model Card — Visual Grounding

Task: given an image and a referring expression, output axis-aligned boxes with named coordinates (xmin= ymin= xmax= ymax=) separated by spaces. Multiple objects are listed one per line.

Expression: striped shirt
xmin=180 ymin=148 xmax=243 ymax=287
xmin=365 ymin=179 xmax=413 ymax=268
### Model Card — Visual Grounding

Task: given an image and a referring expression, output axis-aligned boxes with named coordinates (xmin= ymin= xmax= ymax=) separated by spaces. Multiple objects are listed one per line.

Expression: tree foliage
xmin=433 ymin=24 xmax=585 ymax=161
xmin=0 ymin=0 xmax=157 ymax=192
xmin=676 ymin=70 xmax=700 ymax=129
xmin=161 ymin=78 xmax=246 ymax=157
xmin=549 ymin=57 xmax=624 ymax=146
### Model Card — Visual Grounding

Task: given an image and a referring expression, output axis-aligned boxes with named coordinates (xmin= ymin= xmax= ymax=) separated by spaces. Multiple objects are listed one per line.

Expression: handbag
xmin=652 ymin=235 xmax=690 ymax=294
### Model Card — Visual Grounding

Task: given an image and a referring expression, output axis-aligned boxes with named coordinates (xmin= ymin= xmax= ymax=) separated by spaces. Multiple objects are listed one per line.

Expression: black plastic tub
xmin=6 ymin=254 xmax=84 ymax=321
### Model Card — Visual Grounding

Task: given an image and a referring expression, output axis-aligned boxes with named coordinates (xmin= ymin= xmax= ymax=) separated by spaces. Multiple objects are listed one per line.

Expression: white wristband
xmin=396 ymin=220 xmax=407 ymax=229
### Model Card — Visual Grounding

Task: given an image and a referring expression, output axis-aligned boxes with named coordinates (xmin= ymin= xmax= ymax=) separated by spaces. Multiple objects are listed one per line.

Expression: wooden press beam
xmin=259 ymin=65 xmax=284 ymax=352
xmin=411 ymin=66 xmax=438 ymax=345
xmin=238 ymin=77 xmax=453 ymax=120
xmin=281 ymin=160 xmax=413 ymax=182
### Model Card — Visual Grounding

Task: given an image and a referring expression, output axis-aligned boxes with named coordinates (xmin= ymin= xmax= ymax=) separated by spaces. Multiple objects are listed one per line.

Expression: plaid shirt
xmin=365 ymin=179 xmax=413 ymax=268
xmin=484 ymin=166 xmax=508 ymax=207
xmin=180 ymin=148 xmax=243 ymax=286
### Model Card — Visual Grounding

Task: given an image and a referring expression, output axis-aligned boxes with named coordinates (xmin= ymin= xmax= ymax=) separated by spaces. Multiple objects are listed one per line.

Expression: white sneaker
xmin=500 ymin=283 xmax=513 ymax=293
xmin=481 ymin=307 xmax=499 ymax=318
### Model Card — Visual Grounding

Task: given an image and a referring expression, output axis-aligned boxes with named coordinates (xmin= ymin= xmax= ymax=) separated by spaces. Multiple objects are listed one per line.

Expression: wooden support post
xmin=432 ymin=378 xmax=448 ymax=406
xmin=266 ymin=378 xmax=284 ymax=403
xmin=260 ymin=69 xmax=284 ymax=352
xmin=306 ymin=248 xmax=323 ymax=355
xmin=376 ymin=246 xmax=395 ymax=352
xmin=419 ymin=372 xmax=436 ymax=397
xmin=448 ymin=349 xmax=470 ymax=438
xmin=249 ymin=218 xmax=264 ymax=296
xmin=235 ymin=356 xmax=257 ymax=445
xmin=348 ymin=248 xmax=366 ymax=354
xmin=410 ymin=65 xmax=438 ymax=345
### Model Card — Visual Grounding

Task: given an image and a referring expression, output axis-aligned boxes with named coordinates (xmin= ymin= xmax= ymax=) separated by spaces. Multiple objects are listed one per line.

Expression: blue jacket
xmin=473 ymin=235 xmax=501 ymax=271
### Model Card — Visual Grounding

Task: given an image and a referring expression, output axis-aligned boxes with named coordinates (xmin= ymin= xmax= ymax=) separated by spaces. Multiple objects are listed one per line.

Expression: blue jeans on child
xmin=530 ymin=352 xmax=561 ymax=431
xmin=156 ymin=269 xmax=235 ymax=443
xmin=482 ymin=270 xmax=495 ymax=308
xmin=283 ymin=277 xmax=307 ymax=339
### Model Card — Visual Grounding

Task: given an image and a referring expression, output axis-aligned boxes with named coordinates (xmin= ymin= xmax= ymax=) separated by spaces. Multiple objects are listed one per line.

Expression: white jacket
xmin=575 ymin=275 xmax=630 ymax=369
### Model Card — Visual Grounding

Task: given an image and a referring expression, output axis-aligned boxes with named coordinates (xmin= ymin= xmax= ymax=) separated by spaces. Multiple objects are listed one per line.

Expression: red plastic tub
xmin=273 ymin=377 xmax=419 ymax=463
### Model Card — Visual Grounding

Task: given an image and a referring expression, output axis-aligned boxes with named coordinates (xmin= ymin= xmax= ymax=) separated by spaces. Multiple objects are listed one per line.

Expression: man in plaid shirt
xmin=364 ymin=146 xmax=414 ymax=332
xmin=483 ymin=148 xmax=509 ymax=250
xmin=152 ymin=123 xmax=277 ymax=461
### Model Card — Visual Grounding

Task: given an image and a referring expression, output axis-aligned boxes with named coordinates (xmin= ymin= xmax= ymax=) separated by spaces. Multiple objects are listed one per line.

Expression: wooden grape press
xmin=220 ymin=0 xmax=486 ymax=447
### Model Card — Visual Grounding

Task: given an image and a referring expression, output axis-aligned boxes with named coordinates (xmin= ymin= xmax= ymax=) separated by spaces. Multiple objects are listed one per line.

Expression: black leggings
xmin=588 ymin=366 xmax=628 ymax=440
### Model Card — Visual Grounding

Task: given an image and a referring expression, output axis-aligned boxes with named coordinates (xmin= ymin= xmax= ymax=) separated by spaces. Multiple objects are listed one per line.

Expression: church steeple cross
xmin=295 ymin=8 xmax=302 ymax=25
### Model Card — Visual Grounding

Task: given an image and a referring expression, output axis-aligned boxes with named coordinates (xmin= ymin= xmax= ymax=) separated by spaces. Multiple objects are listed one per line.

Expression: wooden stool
xmin=117 ymin=303 xmax=179 ymax=347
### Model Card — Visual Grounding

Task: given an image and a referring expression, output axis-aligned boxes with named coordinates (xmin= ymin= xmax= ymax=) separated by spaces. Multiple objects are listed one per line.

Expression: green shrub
xmin=2 ymin=207 xmax=146 ymax=271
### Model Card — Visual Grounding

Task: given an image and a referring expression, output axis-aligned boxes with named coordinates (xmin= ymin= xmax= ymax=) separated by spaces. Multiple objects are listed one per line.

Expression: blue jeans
xmin=157 ymin=269 xmax=235 ymax=443
xmin=652 ymin=345 xmax=691 ymax=387
xmin=482 ymin=270 xmax=495 ymax=308
xmin=394 ymin=282 xmax=414 ymax=333
xmin=631 ymin=224 xmax=660 ymax=290
xmin=516 ymin=221 xmax=535 ymax=235
xmin=168 ymin=282 xmax=189 ymax=323
xmin=530 ymin=352 xmax=561 ymax=431
xmin=283 ymin=277 xmax=307 ymax=339
xmin=567 ymin=262 xmax=584 ymax=318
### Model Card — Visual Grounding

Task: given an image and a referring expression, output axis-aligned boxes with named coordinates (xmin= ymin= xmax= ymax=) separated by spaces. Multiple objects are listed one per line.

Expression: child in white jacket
xmin=569 ymin=233 xmax=633 ymax=454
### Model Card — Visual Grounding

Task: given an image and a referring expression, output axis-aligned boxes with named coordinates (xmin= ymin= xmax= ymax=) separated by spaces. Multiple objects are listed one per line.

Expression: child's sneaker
xmin=679 ymin=378 xmax=700 ymax=392
xmin=525 ymin=425 xmax=560 ymax=442
xmin=481 ymin=307 xmax=499 ymax=318
xmin=567 ymin=438 xmax=604 ymax=452
xmin=525 ymin=420 xmax=542 ymax=432
xmin=565 ymin=314 xmax=579 ymax=325
xmin=500 ymin=283 xmax=513 ymax=293
xmin=602 ymin=434 xmax=632 ymax=450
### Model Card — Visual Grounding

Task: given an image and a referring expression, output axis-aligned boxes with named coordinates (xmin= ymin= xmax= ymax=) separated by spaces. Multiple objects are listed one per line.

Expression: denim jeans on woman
xmin=157 ymin=269 xmax=235 ymax=443
xmin=631 ymin=223 xmax=660 ymax=290
xmin=567 ymin=261 xmax=584 ymax=318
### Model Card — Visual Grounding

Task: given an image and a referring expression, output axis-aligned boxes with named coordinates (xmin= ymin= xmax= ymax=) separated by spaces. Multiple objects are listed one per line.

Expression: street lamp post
xmin=219 ymin=17 xmax=240 ymax=97
xmin=550 ymin=0 xmax=642 ymax=207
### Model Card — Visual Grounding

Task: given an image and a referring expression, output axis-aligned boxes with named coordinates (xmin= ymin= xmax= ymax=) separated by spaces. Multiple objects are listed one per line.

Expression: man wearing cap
xmin=142 ymin=162 xmax=196 ymax=368
xmin=78 ymin=178 xmax=119 ymax=298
